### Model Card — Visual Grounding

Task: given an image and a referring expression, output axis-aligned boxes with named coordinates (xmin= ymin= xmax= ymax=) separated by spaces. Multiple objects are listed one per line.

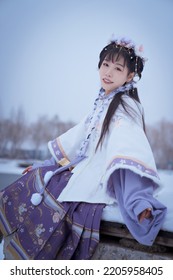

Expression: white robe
xmin=48 ymin=95 xmax=161 ymax=205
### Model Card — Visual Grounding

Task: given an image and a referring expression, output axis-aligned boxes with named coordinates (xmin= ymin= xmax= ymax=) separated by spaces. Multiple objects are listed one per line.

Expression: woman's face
xmin=99 ymin=56 xmax=134 ymax=94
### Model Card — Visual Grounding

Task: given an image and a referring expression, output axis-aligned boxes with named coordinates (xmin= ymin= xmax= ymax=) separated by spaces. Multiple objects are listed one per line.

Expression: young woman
xmin=0 ymin=37 xmax=167 ymax=259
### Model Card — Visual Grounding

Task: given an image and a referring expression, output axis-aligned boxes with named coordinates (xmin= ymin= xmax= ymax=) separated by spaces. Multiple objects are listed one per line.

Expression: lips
xmin=103 ymin=78 xmax=113 ymax=84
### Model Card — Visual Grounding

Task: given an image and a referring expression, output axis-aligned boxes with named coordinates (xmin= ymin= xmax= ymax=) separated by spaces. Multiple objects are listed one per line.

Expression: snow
xmin=0 ymin=159 xmax=173 ymax=260
xmin=0 ymin=158 xmax=31 ymax=175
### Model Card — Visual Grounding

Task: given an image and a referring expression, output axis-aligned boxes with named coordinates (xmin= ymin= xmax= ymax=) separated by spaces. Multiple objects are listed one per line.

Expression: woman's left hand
xmin=138 ymin=208 xmax=152 ymax=223
xmin=22 ymin=165 xmax=33 ymax=174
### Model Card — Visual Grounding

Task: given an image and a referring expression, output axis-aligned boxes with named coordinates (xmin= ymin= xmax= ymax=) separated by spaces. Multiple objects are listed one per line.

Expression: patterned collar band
xmin=76 ymin=81 xmax=135 ymax=158
xmin=99 ymin=80 xmax=135 ymax=100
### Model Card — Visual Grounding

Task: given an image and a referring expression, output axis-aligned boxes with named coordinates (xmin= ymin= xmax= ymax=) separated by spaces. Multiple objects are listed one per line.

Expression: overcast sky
xmin=0 ymin=0 xmax=172 ymax=125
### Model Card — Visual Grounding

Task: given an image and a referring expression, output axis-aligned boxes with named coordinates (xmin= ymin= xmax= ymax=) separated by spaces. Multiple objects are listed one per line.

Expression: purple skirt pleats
xmin=0 ymin=165 xmax=105 ymax=259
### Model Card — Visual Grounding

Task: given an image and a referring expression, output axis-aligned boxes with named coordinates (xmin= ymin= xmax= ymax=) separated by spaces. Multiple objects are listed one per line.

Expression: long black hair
xmin=96 ymin=42 xmax=145 ymax=150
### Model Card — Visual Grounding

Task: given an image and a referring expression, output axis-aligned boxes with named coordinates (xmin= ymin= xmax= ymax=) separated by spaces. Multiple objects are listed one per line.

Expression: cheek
xmin=99 ymin=69 xmax=103 ymax=78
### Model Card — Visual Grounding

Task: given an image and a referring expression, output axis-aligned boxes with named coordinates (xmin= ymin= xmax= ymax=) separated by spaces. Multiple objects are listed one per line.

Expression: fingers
xmin=138 ymin=208 xmax=152 ymax=223
xmin=22 ymin=166 xmax=32 ymax=174
xmin=145 ymin=208 xmax=152 ymax=219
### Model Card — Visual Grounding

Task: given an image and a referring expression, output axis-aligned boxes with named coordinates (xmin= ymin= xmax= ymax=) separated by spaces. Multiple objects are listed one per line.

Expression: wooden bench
xmin=92 ymin=221 xmax=173 ymax=259
xmin=100 ymin=221 xmax=173 ymax=248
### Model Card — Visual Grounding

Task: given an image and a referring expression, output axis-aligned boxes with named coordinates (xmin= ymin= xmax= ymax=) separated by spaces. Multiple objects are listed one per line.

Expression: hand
xmin=22 ymin=165 xmax=33 ymax=174
xmin=138 ymin=208 xmax=152 ymax=223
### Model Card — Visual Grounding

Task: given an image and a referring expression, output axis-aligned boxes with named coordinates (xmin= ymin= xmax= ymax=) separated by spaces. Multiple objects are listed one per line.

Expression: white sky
xmin=0 ymin=0 xmax=173 ymax=125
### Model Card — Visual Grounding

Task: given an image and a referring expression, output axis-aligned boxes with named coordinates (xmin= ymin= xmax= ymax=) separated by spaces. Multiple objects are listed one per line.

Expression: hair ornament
xmin=138 ymin=44 xmax=144 ymax=52
xmin=135 ymin=44 xmax=147 ymax=61
xmin=109 ymin=34 xmax=147 ymax=63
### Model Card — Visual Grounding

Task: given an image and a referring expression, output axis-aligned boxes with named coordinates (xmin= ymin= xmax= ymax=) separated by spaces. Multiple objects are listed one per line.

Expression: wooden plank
xmin=100 ymin=221 xmax=173 ymax=248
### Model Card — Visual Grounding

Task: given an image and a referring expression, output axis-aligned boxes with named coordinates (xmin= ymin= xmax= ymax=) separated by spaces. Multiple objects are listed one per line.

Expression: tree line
xmin=146 ymin=120 xmax=173 ymax=169
xmin=0 ymin=108 xmax=173 ymax=169
xmin=0 ymin=108 xmax=75 ymax=160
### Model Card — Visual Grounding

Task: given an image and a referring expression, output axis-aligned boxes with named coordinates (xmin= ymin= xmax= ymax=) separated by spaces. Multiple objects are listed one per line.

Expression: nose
xmin=105 ymin=68 xmax=113 ymax=77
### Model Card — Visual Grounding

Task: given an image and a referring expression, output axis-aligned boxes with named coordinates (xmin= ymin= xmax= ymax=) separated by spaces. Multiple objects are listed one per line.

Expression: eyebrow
xmin=114 ymin=62 xmax=124 ymax=67
xmin=104 ymin=59 xmax=124 ymax=68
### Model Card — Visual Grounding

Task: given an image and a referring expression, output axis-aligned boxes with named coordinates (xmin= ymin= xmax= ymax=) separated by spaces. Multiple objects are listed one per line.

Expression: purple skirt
xmin=0 ymin=165 xmax=105 ymax=259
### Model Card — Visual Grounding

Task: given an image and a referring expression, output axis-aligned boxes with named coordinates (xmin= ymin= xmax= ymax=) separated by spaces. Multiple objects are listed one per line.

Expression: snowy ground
xmin=0 ymin=158 xmax=173 ymax=260
xmin=0 ymin=158 xmax=40 ymax=189
xmin=0 ymin=158 xmax=35 ymax=175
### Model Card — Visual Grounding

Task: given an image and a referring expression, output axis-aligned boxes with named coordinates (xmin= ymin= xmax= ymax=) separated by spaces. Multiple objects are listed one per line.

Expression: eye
xmin=103 ymin=62 xmax=109 ymax=67
xmin=115 ymin=67 xmax=123 ymax=72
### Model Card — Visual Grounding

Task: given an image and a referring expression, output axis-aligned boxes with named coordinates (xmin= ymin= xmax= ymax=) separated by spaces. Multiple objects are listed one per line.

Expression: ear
xmin=126 ymin=72 xmax=135 ymax=83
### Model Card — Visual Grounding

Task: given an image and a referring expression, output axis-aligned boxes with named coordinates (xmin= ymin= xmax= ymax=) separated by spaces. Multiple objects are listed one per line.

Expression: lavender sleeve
xmin=111 ymin=169 xmax=167 ymax=246
xmin=31 ymin=157 xmax=57 ymax=169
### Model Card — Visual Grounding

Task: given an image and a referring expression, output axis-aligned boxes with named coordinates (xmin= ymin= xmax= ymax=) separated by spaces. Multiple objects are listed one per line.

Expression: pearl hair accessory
xmin=109 ymin=34 xmax=146 ymax=60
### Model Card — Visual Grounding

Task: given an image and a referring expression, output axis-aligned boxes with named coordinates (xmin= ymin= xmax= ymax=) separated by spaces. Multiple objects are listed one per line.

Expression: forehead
xmin=105 ymin=54 xmax=126 ymax=65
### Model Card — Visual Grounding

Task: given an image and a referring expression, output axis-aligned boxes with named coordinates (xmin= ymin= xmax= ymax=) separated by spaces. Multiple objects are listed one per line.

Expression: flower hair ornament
xmin=105 ymin=35 xmax=147 ymax=82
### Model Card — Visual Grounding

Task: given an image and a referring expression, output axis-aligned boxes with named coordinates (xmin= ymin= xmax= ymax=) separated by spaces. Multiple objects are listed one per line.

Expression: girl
xmin=0 ymin=37 xmax=167 ymax=259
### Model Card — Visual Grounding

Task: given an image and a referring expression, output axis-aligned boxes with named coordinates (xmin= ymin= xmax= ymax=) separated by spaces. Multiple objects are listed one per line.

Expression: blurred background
xmin=0 ymin=0 xmax=173 ymax=187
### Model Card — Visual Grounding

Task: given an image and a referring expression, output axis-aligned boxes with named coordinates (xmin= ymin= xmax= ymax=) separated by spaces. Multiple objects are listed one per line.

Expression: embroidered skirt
xmin=0 ymin=165 xmax=105 ymax=260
